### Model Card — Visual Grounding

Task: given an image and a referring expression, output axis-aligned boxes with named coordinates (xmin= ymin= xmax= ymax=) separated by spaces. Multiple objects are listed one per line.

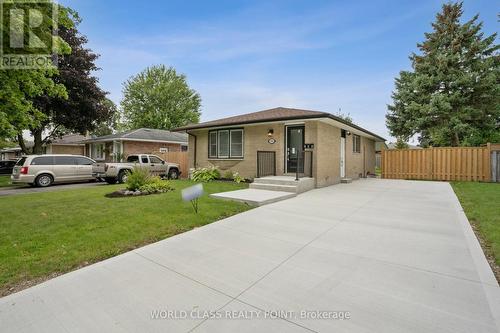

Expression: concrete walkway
xmin=210 ymin=188 xmax=296 ymax=206
xmin=0 ymin=179 xmax=499 ymax=332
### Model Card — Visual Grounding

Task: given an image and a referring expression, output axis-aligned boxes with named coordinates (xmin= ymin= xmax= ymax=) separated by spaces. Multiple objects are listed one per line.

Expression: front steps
xmin=340 ymin=178 xmax=353 ymax=184
xmin=250 ymin=176 xmax=315 ymax=194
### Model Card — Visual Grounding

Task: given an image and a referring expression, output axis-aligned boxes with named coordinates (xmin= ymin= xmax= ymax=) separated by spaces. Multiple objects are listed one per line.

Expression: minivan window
xmin=15 ymin=157 xmax=27 ymax=166
xmin=31 ymin=156 xmax=54 ymax=165
xmin=76 ymin=157 xmax=93 ymax=165
xmin=54 ymin=156 xmax=76 ymax=165
xmin=127 ymin=155 xmax=139 ymax=163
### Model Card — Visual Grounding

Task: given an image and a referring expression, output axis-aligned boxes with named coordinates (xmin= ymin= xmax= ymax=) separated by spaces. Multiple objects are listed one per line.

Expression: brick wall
xmin=123 ymin=141 xmax=185 ymax=157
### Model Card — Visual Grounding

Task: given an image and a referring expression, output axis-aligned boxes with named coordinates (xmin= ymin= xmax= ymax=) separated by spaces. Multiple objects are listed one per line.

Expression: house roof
xmin=83 ymin=128 xmax=188 ymax=144
xmin=175 ymin=107 xmax=386 ymax=141
xmin=51 ymin=134 xmax=88 ymax=145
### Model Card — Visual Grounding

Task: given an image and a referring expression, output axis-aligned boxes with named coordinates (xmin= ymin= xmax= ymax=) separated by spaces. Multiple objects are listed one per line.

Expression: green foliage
xmin=125 ymin=166 xmax=151 ymax=191
xmin=0 ymin=1 xmax=73 ymax=139
xmin=223 ymin=170 xmax=233 ymax=179
xmin=232 ymin=172 xmax=245 ymax=183
xmin=191 ymin=166 xmax=221 ymax=182
xmin=121 ymin=65 xmax=201 ymax=130
xmin=334 ymin=110 xmax=353 ymax=124
xmin=138 ymin=177 xmax=174 ymax=194
xmin=394 ymin=138 xmax=409 ymax=149
xmin=386 ymin=2 xmax=499 ymax=147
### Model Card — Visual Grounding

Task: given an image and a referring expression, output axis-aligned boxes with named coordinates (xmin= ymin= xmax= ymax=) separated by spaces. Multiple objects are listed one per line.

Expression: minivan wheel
xmin=118 ymin=170 xmax=129 ymax=183
xmin=168 ymin=168 xmax=179 ymax=180
xmin=35 ymin=174 xmax=53 ymax=187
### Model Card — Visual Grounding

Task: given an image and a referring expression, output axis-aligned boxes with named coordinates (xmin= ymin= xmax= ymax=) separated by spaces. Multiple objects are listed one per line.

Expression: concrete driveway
xmin=0 ymin=179 xmax=499 ymax=332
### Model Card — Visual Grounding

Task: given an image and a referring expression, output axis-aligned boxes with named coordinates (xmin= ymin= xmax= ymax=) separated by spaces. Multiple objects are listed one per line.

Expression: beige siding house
xmin=83 ymin=128 xmax=188 ymax=162
xmin=176 ymin=107 xmax=385 ymax=187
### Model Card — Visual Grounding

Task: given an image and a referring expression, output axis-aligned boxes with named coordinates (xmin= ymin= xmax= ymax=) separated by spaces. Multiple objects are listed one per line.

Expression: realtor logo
xmin=0 ymin=0 xmax=57 ymax=69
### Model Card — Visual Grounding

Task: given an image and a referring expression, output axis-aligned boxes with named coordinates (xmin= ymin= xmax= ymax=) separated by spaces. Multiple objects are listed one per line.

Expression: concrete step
xmin=341 ymin=178 xmax=352 ymax=184
xmin=253 ymin=177 xmax=299 ymax=186
xmin=249 ymin=183 xmax=298 ymax=193
xmin=210 ymin=189 xmax=296 ymax=206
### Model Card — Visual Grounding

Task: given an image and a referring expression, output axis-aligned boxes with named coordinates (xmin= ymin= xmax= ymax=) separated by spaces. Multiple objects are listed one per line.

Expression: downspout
xmin=187 ymin=131 xmax=197 ymax=168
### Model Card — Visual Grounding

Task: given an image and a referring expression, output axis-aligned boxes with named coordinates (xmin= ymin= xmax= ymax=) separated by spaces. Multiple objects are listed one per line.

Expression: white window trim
xmin=209 ymin=128 xmax=244 ymax=159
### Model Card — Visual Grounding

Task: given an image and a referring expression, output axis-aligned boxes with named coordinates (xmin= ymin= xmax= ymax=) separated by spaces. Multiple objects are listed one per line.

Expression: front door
xmin=286 ymin=125 xmax=304 ymax=173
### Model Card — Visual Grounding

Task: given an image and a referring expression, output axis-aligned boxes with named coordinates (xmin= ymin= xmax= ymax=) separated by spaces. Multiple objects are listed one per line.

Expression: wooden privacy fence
xmin=157 ymin=151 xmax=189 ymax=178
xmin=381 ymin=144 xmax=498 ymax=182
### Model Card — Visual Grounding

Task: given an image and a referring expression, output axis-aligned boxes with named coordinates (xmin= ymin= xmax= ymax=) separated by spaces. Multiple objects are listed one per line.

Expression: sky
xmin=60 ymin=0 xmax=498 ymax=142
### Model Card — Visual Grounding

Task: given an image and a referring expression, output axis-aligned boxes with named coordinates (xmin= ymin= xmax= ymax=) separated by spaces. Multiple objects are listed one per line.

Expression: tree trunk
xmin=453 ymin=132 xmax=460 ymax=147
xmin=32 ymin=129 xmax=44 ymax=154
xmin=17 ymin=133 xmax=30 ymax=154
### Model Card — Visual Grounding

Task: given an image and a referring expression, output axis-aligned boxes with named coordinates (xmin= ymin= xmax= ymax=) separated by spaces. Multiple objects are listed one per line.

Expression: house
xmin=0 ymin=134 xmax=86 ymax=160
xmin=0 ymin=147 xmax=23 ymax=160
xmin=82 ymin=128 xmax=188 ymax=162
xmin=46 ymin=134 xmax=87 ymax=155
xmin=175 ymin=107 xmax=385 ymax=187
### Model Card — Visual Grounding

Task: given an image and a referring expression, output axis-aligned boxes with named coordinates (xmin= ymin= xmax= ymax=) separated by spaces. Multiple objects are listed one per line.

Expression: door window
xmin=149 ymin=156 xmax=163 ymax=164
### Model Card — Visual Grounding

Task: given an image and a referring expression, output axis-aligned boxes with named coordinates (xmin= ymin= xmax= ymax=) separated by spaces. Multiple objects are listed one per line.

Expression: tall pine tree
xmin=386 ymin=2 xmax=499 ymax=147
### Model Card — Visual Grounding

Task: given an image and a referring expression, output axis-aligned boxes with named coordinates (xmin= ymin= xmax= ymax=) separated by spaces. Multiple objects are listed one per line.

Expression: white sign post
xmin=181 ymin=184 xmax=204 ymax=213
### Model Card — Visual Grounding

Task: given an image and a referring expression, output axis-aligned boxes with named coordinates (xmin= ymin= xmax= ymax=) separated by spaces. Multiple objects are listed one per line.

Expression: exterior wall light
xmin=267 ymin=129 xmax=274 ymax=137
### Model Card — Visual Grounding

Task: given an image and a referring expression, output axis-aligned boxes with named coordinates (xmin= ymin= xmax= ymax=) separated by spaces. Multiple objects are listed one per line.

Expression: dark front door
xmin=286 ymin=125 xmax=304 ymax=173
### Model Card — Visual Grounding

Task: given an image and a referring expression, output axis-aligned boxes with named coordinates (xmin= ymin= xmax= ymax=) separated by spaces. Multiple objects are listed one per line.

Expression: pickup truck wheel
xmin=105 ymin=177 xmax=118 ymax=184
xmin=35 ymin=174 xmax=53 ymax=187
xmin=118 ymin=170 xmax=129 ymax=183
xmin=168 ymin=168 xmax=179 ymax=180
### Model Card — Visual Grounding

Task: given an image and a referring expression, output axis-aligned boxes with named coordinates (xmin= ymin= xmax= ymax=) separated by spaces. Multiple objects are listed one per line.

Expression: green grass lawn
xmin=0 ymin=180 xmax=251 ymax=296
xmin=452 ymin=182 xmax=500 ymax=267
xmin=0 ymin=175 xmax=20 ymax=188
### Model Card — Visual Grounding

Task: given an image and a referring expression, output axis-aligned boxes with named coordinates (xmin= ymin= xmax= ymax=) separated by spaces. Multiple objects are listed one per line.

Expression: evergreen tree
xmin=386 ymin=2 xmax=499 ymax=147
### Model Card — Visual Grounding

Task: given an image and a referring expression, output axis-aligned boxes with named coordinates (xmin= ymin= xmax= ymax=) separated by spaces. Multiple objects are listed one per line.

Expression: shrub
xmin=125 ymin=166 xmax=151 ymax=191
xmin=191 ymin=166 xmax=220 ymax=182
xmin=232 ymin=172 xmax=244 ymax=183
xmin=139 ymin=177 xmax=174 ymax=194
xmin=223 ymin=170 xmax=233 ymax=180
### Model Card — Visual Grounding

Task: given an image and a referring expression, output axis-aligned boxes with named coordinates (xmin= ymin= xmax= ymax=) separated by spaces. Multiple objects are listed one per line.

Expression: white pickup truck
xmin=94 ymin=154 xmax=181 ymax=184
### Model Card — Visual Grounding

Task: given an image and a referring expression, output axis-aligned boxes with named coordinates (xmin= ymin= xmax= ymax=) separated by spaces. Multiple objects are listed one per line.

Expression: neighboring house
xmin=0 ymin=147 xmax=23 ymax=160
xmin=176 ymin=107 xmax=385 ymax=187
xmin=82 ymin=128 xmax=188 ymax=162
xmin=0 ymin=134 xmax=86 ymax=160
xmin=46 ymin=134 xmax=87 ymax=155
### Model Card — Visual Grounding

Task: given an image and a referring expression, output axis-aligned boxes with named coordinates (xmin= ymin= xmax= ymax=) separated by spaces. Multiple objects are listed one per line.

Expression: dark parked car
xmin=0 ymin=160 xmax=17 ymax=175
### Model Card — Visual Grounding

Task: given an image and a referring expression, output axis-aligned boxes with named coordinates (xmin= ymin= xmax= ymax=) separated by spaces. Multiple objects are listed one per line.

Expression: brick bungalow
xmin=176 ymin=107 xmax=385 ymax=187
xmin=0 ymin=134 xmax=86 ymax=160
xmin=83 ymin=128 xmax=188 ymax=162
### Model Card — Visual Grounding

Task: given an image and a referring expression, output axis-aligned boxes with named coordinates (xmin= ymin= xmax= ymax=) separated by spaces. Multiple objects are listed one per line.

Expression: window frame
xmin=353 ymin=134 xmax=361 ymax=153
xmin=92 ymin=143 xmax=106 ymax=160
xmin=208 ymin=128 xmax=244 ymax=159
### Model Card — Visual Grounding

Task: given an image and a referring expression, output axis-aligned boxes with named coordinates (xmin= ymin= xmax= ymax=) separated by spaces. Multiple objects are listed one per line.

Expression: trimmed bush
xmin=139 ymin=177 xmax=174 ymax=194
xmin=191 ymin=166 xmax=221 ymax=182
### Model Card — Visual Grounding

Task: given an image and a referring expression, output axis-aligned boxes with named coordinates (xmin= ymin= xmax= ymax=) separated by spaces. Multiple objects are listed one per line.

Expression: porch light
xmin=346 ymin=131 xmax=351 ymax=136
xmin=267 ymin=129 xmax=274 ymax=137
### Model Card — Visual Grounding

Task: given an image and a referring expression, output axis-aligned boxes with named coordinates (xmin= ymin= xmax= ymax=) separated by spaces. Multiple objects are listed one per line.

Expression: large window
xmin=353 ymin=134 xmax=361 ymax=153
xmin=209 ymin=129 xmax=244 ymax=159
xmin=92 ymin=143 xmax=105 ymax=160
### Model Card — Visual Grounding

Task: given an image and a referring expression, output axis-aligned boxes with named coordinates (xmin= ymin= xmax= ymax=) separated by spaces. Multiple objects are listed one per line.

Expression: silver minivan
xmin=11 ymin=155 xmax=97 ymax=187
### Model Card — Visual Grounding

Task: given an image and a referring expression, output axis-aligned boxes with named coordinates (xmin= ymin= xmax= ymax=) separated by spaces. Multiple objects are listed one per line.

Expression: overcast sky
xmin=61 ymin=0 xmax=498 ymax=142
